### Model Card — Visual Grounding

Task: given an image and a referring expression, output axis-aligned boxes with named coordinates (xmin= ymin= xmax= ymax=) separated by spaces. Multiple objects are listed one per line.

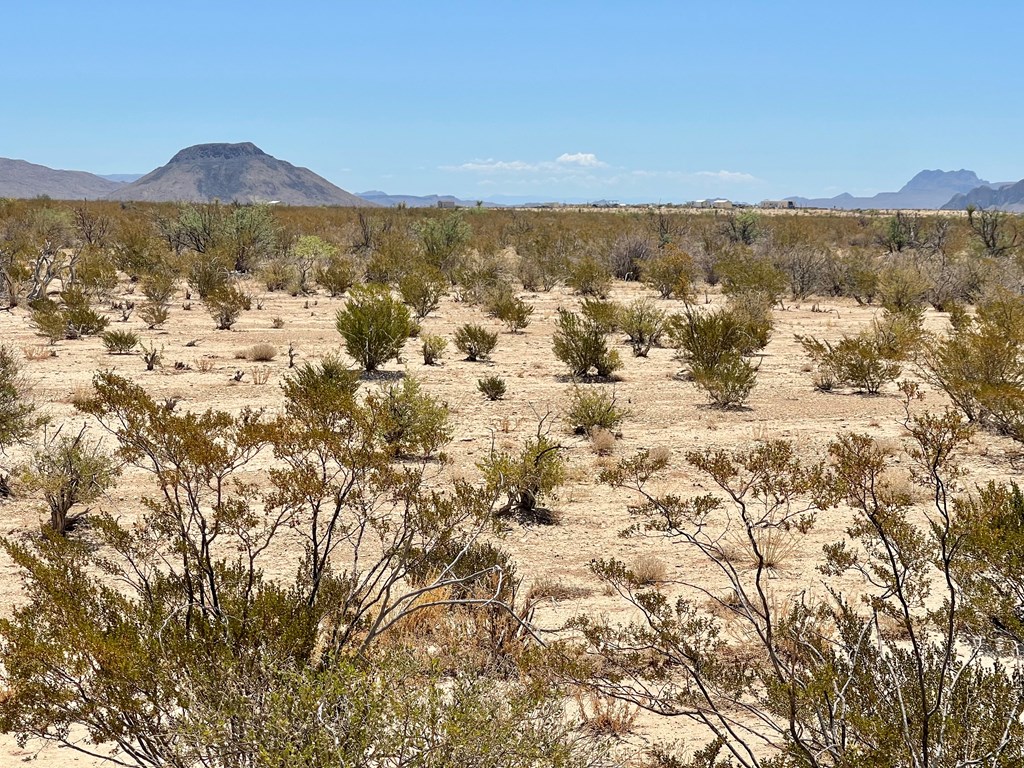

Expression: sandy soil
xmin=0 ymin=277 xmax=1017 ymax=766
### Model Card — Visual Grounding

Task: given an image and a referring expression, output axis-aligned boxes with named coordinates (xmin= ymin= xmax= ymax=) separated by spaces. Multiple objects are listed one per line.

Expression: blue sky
xmin=5 ymin=1 xmax=1023 ymax=202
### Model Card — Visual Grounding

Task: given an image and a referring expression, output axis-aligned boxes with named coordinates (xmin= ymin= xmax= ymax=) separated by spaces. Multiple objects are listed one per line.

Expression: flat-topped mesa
xmin=167 ymin=142 xmax=269 ymax=163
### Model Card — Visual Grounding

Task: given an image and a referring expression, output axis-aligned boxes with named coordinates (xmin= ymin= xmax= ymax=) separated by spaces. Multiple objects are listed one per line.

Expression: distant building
xmin=437 ymin=200 xmax=457 ymax=209
xmin=760 ymin=200 xmax=795 ymax=209
xmin=710 ymin=199 xmax=733 ymax=210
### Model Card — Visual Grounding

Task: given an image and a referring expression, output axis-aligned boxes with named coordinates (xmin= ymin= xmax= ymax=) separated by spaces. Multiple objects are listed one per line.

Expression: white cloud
xmin=444 ymin=159 xmax=539 ymax=172
xmin=694 ymin=170 xmax=759 ymax=183
xmin=555 ymin=152 xmax=607 ymax=168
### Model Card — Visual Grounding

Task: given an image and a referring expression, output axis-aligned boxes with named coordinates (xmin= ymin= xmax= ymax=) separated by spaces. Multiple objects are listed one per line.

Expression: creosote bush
xmin=621 ymin=298 xmax=667 ymax=357
xmin=206 ymin=284 xmax=250 ymax=330
xmin=421 ymin=334 xmax=447 ymax=365
xmin=454 ymin=323 xmax=498 ymax=361
xmin=552 ymin=309 xmax=622 ymax=379
xmin=366 ymin=375 xmax=452 ymax=458
xmin=480 ymin=430 xmax=565 ymax=523
xmin=565 ymin=385 xmax=628 ymax=435
xmin=669 ymin=306 xmax=764 ymax=407
xmin=477 ymin=375 xmax=507 ymax=401
xmin=335 ymin=284 xmax=412 ymax=371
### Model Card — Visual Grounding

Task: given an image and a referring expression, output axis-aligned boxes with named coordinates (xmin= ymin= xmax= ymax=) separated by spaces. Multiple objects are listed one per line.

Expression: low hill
xmin=0 ymin=158 xmax=124 ymax=200
xmin=788 ymin=169 xmax=989 ymax=210
xmin=108 ymin=143 xmax=371 ymax=206
xmin=942 ymin=180 xmax=1024 ymax=212
xmin=358 ymin=190 xmax=502 ymax=208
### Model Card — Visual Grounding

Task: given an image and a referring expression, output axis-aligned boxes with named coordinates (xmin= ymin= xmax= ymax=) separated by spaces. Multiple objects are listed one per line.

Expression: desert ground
xmin=0 ymin=259 xmax=1017 ymax=766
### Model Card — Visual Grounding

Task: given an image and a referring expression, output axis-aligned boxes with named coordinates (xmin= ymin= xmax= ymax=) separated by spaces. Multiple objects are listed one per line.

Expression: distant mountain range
xmin=788 ymin=170 xmax=992 ymax=210
xmin=0 ymin=158 xmax=124 ymax=199
xmin=357 ymin=191 xmax=502 ymax=208
xmin=942 ymin=180 xmax=1024 ymax=213
xmin=108 ymin=143 xmax=369 ymax=206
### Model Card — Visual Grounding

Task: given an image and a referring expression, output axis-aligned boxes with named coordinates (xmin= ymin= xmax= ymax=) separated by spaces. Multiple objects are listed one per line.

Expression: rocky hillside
xmin=789 ymin=169 xmax=989 ymax=210
xmin=108 ymin=143 xmax=371 ymax=206
xmin=0 ymin=158 xmax=124 ymax=200
xmin=942 ymin=179 xmax=1024 ymax=212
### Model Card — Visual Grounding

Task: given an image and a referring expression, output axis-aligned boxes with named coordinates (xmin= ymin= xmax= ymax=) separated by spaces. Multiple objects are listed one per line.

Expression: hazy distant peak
xmin=900 ymin=169 xmax=987 ymax=193
xmin=789 ymin=168 xmax=993 ymax=210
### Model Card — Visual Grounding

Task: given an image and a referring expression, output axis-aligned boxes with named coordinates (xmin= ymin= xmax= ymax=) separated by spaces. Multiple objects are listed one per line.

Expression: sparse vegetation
xmin=454 ymin=323 xmax=498 ymax=361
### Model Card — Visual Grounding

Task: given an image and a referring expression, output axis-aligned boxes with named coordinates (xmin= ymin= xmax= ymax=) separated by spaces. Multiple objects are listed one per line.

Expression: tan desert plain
xmin=0 ymin=200 xmax=1022 ymax=767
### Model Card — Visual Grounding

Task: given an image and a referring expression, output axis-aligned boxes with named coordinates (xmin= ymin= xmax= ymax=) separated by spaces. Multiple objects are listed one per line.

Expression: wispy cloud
xmin=556 ymin=152 xmax=607 ymax=168
xmin=694 ymin=170 xmax=758 ymax=183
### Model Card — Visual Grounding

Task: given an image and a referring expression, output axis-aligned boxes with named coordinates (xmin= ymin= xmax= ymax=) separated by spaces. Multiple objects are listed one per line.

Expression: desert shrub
xmin=206 ymin=284 xmax=250 ymax=330
xmin=280 ymin=354 xmax=361 ymax=419
xmin=421 ymin=334 xmax=447 ymax=365
xmin=30 ymin=304 xmax=67 ymax=345
xmin=138 ymin=301 xmax=170 ymax=329
xmin=259 ymin=257 xmax=297 ymax=292
xmin=419 ymin=211 xmax=472 ymax=278
xmin=830 ymin=248 xmax=880 ymax=304
xmin=718 ymin=249 xmax=786 ymax=304
xmin=335 ymin=285 xmax=412 ymax=371
xmin=566 ymin=255 xmax=613 ymax=298
xmin=644 ymin=244 xmax=695 ymax=300
xmin=20 ymin=427 xmax=120 ymax=535
xmin=61 ymin=288 xmax=109 ymax=339
xmin=580 ymin=298 xmax=624 ymax=335
xmin=453 ymin=251 xmax=511 ymax=305
xmin=0 ymin=345 xmax=42 ymax=452
xmin=921 ymin=291 xmax=1024 ymax=437
xmin=316 ymin=252 xmax=358 ymax=296
xmin=606 ymin=233 xmax=654 ymax=281
xmin=186 ymin=254 xmax=231 ymax=299
xmin=366 ymin=376 xmax=452 ymax=458
xmin=552 ymin=309 xmax=622 ymax=379
xmin=565 ymin=385 xmax=628 ymax=435
xmin=775 ymin=246 xmax=830 ymax=300
xmin=621 ymin=298 xmax=667 ymax=357
xmin=399 ymin=264 xmax=448 ymax=319
xmin=454 ymin=324 xmax=498 ymax=361
xmin=139 ymin=270 xmax=177 ymax=305
xmin=479 ymin=432 xmax=565 ymax=522
xmin=877 ymin=262 xmax=929 ymax=315
xmin=245 ymin=342 xmax=277 ymax=362
xmin=140 ymin=341 xmax=162 ymax=371
xmin=477 ymin=375 xmax=507 ymax=401
xmin=101 ymin=329 xmax=139 ymax=355
xmin=489 ymin=293 xmax=534 ymax=333
xmin=801 ymin=334 xmax=901 ymax=395
xmin=669 ymin=306 xmax=765 ymax=372
xmin=692 ymin=352 xmax=758 ymax=407
xmin=725 ymin=290 xmax=774 ymax=355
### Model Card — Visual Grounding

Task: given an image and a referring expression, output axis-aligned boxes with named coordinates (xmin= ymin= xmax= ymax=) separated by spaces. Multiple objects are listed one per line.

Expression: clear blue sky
xmin=5 ymin=1 xmax=1023 ymax=203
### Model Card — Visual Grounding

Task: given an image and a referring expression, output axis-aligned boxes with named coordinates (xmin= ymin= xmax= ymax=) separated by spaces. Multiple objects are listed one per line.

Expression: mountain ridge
xmin=788 ymin=169 xmax=990 ymax=210
xmin=0 ymin=158 xmax=124 ymax=200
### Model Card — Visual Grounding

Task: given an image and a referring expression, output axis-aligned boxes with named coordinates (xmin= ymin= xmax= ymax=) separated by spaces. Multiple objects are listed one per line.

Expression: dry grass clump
xmin=627 ymin=554 xmax=668 ymax=586
xmin=245 ymin=342 xmax=277 ymax=362
xmin=590 ymin=427 xmax=616 ymax=455
xmin=66 ymin=385 xmax=93 ymax=409
xmin=22 ymin=344 xmax=55 ymax=361
xmin=251 ymin=365 xmax=272 ymax=385
xmin=194 ymin=356 xmax=216 ymax=373
xmin=575 ymin=692 xmax=638 ymax=736
xmin=525 ymin=579 xmax=593 ymax=603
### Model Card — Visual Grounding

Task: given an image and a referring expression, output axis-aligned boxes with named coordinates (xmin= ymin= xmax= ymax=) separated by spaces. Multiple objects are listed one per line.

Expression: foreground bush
xmin=565 ymin=385 xmax=628 ymax=435
xmin=454 ymin=323 xmax=498 ymax=361
xmin=335 ymin=285 xmax=412 ymax=371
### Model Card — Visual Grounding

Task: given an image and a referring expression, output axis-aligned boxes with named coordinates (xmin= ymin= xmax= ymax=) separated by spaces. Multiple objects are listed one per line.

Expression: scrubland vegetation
xmin=1 ymin=198 xmax=1024 ymax=766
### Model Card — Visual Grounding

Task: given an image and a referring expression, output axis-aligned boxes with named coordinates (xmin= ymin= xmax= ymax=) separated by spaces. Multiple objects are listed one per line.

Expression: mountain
xmin=99 ymin=173 xmax=144 ymax=183
xmin=0 ymin=157 xmax=124 ymax=200
xmin=788 ymin=169 xmax=990 ymax=210
xmin=942 ymin=179 xmax=1024 ymax=212
xmin=108 ymin=143 xmax=371 ymax=206
xmin=357 ymin=190 xmax=503 ymax=208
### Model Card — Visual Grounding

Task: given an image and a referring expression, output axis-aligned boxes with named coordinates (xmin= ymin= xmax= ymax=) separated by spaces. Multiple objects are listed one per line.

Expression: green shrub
xmin=259 ymin=258 xmax=297 ymax=292
xmin=61 ymin=288 xmax=109 ymax=339
xmin=692 ymin=352 xmax=757 ymax=408
xmin=0 ymin=345 xmax=43 ymax=451
xmin=316 ymin=253 xmax=358 ymax=296
xmin=454 ymin=324 xmax=498 ymax=361
xmin=421 ymin=334 xmax=447 ymax=365
xmin=580 ymin=298 xmax=624 ymax=335
xmin=718 ymin=250 xmax=786 ymax=304
xmin=335 ymin=285 xmax=412 ymax=371
xmin=186 ymin=254 xmax=231 ymax=299
xmin=621 ymin=298 xmax=667 ymax=357
xmin=566 ymin=255 xmax=613 ymax=298
xmin=801 ymin=335 xmax=901 ymax=395
xmin=101 ymin=329 xmax=139 ymax=355
xmin=669 ymin=307 xmax=756 ymax=372
xmin=477 ymin=375 xmax=507 ymax=401
xmin=489 ymin=293 xmax=534 ymax=333
xmin=552 ymin=310 xmax=622 ymax=378
xmin=565 ymin=385 xmax=628 ymax=435
xmin=725 ymin=290 xmax=774 ymax=355
xmin=644 ymin=244 xmax=695 ymax=300
xmin=206 ymin=284 xmax=250 ymax=331
xmin=30 ymin=305 xmax=67 ymax=344
xmin=479 ymin=433 xmax=565 ymax=522
xmin=367 ymin=376 xmax=452 ymax=458
xmin=399 ymin=264 xmax=448 ymax=318
xmin=138 ymin=301 xmax=170 ymax=329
